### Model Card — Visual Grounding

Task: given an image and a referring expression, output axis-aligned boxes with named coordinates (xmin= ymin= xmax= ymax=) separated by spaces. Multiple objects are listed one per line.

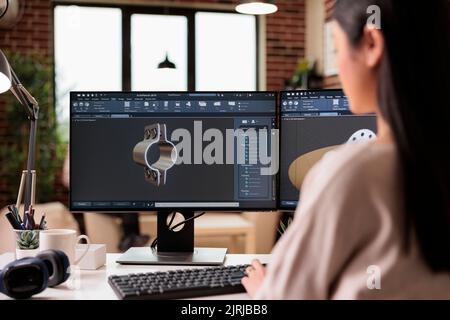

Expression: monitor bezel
xmin=69 ymin=90 xmax=280 ymax=213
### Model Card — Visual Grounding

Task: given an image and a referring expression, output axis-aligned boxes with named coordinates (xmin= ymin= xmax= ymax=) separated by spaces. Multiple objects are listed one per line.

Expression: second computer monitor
xmin=70 ymin=92 xmax=277 ymax=212
xmin=279 ymin=89 xmax=378 ymax=210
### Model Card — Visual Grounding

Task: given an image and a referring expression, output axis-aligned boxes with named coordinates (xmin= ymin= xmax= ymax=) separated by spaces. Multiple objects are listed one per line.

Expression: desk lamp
xmin=0 ymin=49 xmax=40 ymax=212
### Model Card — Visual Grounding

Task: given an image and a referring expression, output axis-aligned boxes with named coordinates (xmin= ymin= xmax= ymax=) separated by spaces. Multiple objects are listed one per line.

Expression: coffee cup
xmin=40 ymin=229 xmax=90 ymax=265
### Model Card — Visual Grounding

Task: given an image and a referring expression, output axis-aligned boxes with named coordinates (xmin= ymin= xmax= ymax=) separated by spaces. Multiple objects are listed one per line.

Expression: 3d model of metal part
xmin=133 ymin=123 xmax=178 ymax=186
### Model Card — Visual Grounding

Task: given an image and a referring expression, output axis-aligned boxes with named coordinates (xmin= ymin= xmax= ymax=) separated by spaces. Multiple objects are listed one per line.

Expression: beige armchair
xmin=0 ymin=202 xmax=79 ymax=254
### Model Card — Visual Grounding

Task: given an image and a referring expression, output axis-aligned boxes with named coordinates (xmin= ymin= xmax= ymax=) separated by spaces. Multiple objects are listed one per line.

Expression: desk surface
xmin=0 ymin=253 xmax=271 ymax=300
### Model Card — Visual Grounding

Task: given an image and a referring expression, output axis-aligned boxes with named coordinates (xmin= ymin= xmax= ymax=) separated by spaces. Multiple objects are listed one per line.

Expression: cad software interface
xmin=279 ymin=90 xmax=377 ymax=209
xmin=70 ymin=92 xmax=277 ymax=211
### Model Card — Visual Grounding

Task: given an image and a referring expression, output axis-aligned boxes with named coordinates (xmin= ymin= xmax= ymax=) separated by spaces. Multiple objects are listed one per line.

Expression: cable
xmin=150 ymin=211 xmax=206 ymax=250
xmin=0 ymin=0 xmax=9 ymax=19
xmin=150 ymin=211 xmax=176 ymax=248
xmin=150 ymin=211 xmax=205 ymax=249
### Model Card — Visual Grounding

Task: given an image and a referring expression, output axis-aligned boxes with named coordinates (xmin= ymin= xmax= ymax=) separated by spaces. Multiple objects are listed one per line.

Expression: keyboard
xmin=108 ymin=264 xmax=251 ymax=300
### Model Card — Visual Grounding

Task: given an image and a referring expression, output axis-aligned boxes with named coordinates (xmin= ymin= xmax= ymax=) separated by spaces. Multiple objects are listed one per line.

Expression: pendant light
xmin=236 ymin=1 xmax=278 ymax=15
xmin=157 ymin=53 xmax=176 ymax=69
xmin=157 ymin=6 xmax=176 ymax=70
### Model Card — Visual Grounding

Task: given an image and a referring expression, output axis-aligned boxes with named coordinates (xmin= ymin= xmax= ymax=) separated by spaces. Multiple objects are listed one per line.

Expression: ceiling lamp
xmin=235 ymin=1 xmax=278 ymax=15
xmin=157 ymin=53 xmax=176 ymax=69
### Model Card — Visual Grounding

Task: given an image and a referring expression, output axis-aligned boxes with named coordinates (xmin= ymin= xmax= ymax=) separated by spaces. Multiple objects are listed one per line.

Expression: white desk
xmin=0 ymin=253 xmax=271 ymax=300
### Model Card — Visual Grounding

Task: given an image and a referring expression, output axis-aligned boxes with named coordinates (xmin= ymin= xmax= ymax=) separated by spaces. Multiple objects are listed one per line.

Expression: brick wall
xmin=0 ymin=0 xmax=52 ymax=141
xmin=323 ymin=0 xmax=340 ymax=88
xmin=0 ymin=0 xmax=306 ymax=206
xmin=266 ymin=0 xmax=305 ymax=89
xmin=0 ymin=0 xmax=53 ymax=205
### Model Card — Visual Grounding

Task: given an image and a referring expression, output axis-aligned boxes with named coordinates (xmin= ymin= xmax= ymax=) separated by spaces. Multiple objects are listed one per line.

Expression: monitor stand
xmin=116 ymin=211 xmax=227 ymax=265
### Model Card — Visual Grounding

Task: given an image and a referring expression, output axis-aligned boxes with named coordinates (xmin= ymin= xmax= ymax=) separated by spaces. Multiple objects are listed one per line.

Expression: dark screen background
xmin=71 ymin=117 xmax=234 ymax=202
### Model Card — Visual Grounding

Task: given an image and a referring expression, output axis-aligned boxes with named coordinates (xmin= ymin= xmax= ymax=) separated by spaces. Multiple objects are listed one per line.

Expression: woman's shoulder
xmin=312 ymin=142 xmax=397 ymax=185
xmin=295 ymin=141 xmax=400 ymax=241
xmin=301 ymin=142 xmax=399 ymax=206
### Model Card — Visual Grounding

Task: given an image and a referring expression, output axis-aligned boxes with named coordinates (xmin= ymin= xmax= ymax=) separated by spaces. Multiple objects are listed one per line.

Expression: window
xmin=196 ymin=12 xmax=256 ymax=91
xmin=131 ymin=14 xmax=188 ymax=91
xmin=54 ymin=4 xmax=259 ymax=139
xmin=54 ymin=5 xmax=122 ymax=136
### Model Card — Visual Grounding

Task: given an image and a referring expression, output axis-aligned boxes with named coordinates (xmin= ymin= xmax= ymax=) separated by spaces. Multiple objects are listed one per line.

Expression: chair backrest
xmin=0 ymin=209 xmax=16 ymax=253
xmin=83 ymin=212 xmax=123 ymax=253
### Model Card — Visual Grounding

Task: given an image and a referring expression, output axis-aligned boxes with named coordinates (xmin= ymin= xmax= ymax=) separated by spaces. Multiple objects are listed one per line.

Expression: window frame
xmin=52 ymin=2 xmax=260 ymax=92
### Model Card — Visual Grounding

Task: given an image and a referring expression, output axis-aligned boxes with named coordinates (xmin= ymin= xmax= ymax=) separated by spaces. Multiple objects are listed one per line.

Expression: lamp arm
xmin=7 ymin=65 xmax=40 ymax=210
xmin=9 ymin=67 xmax=39 ymax=121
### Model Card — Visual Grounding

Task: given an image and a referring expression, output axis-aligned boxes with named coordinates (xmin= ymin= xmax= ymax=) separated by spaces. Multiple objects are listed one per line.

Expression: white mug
xmin=39 ymin=229 xmax=90 ymax=265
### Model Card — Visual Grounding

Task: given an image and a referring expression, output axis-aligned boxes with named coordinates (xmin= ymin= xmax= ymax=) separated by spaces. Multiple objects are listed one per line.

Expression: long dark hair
xmin=334 ymin=0 xmax=450 ymax=272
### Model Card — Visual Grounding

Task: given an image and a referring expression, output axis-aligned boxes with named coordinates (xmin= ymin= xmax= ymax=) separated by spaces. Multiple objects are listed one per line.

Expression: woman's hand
xmin=241 ymin=259 xmax=266 ymax=298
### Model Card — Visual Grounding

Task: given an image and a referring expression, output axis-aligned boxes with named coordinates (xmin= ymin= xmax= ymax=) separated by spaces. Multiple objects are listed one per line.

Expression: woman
xmin=242 ymin=0 xmax=450 ymax=299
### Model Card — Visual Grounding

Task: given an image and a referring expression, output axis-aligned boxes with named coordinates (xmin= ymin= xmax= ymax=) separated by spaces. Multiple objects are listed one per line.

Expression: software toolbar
xmin=281 ymin=90 xmax=351 ymax=117
xmin=71 ymin=92 xmax=276 ymax=115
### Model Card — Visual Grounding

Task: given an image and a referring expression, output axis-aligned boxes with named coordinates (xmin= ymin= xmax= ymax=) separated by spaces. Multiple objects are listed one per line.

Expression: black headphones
xmin=0 ymin=249 xmax=70 ymax=299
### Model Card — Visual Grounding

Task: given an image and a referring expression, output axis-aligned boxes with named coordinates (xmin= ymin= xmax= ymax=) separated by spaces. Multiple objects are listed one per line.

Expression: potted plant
xmin=286 ymin=58 xmax=323 ymax=90
xmin=15 ymin=229 xmax=40 ymax=259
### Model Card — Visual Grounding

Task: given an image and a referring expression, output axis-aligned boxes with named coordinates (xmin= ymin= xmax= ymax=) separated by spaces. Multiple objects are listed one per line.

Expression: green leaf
xmin=17 ymin=230 xmax=40 ymax=249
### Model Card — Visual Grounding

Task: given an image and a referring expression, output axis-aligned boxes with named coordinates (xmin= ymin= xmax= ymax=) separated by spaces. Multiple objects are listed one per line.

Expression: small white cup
xmin=39 ymin=229 xmax=90 ymax=265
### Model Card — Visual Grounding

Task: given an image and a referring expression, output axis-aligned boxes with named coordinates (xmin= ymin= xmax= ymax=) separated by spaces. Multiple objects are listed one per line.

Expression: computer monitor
xmin=70 ymin=91 xmax=278 ymax=265
xmin=279 ymin=89 xmax=377 ymax=210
